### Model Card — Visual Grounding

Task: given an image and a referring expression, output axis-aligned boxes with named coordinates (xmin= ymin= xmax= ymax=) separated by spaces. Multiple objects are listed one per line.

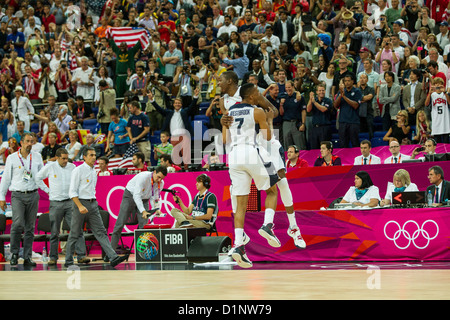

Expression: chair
xmin=82 ymin=119 xmax=98 ymax=133
xmin=35 ymin=213 xmax=51 ymax=249
xmin=58 ymin=218 xmax=71 ymax=242
xmin=117 ymin=212 xmax=140 ymax=254
xmin=84 ymin=209 xmax=110 ymax=254
xmin=206 ymin=220 xmax=218 ymax=236
xmin=30 ymin=123 xmax=39 ymax=134
xmin=0 ymin=214 xmax=9 ymax=256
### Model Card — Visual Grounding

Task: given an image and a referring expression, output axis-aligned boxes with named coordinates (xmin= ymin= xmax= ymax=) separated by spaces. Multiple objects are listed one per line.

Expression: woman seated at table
xmin=380 ymin=169 xmax=419 ymax=207
xmin=340 ymin=171 xmax=381 ymax=207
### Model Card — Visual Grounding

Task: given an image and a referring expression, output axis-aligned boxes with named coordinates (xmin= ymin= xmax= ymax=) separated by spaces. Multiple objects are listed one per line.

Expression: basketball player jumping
xmin=222 ymin=83 xmax=279 ymax=268
xmin=219 ymin=71 xmax=306 ymax=251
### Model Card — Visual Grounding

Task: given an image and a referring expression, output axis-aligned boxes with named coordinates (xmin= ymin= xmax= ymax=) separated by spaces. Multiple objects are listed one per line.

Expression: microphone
xmin=162 ymin=188 xmax=179 ymax=195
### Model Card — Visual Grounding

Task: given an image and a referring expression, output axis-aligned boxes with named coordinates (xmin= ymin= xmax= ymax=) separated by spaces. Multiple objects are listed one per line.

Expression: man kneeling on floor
xmin=171 ymin=174 xmax=218 ymax=229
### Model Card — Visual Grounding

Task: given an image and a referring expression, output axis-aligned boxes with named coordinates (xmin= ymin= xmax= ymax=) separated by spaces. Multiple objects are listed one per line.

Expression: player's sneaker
xmin=288 ymin=227 xmax=306 ymax=249
xmin=228 ymin=232 xmax=250 ymax=256
xmin=231 ymin=245 xmax=253 ymax=268
xmin=258 ymin=223 xmax=281 ymax=248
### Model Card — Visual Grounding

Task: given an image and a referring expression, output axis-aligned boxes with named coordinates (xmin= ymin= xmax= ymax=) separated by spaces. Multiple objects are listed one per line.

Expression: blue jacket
xmin=151 ymin=97 xmax=199 ymax=136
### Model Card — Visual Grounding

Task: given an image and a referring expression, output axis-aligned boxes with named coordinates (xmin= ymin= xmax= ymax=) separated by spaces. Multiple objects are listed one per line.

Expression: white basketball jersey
xmin=228 ymin=103 xmax=257 ymax=147
xmin=223 ymin=87 xmax=242 ymax=111
xmin=431 ymin=92 xmax=450 ymax=135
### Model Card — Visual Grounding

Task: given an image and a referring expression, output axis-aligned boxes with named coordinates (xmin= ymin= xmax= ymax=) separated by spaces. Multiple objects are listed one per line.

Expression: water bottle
xmin=427 ymin=190 xmax=433 ymax=207
xmin=42 ymin=247 xmax=48 ymax=263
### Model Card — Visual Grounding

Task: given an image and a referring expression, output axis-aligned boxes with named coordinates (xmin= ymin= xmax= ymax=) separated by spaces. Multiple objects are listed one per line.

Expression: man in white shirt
xmin=71 ymin=56 xmax=94 ymax=101
xmin=54 ymin=105 xmax=72 ymax=135
xmin=411 ymin=138 xmax=438 ymax=161
xmin=36 ymin=148 xmax=88 ymax=265
xmin=65 ymin=147 xmax=129 ymax=268
xmin=110 ymin=166 xmax=168 ymax=251
xmin=217 ymin=15 xmax=237 ymax=38
xmin=384 ymin=140 xmax=411 ymax=163
xmin=0 ymin=133 xmax=45 ymax=266
xmin=354 ymin=140 xmax=381 ymax=165
xmin=261 ymin=25 xmax=280 ymax=53
xmin=11 ymin=86 xmax=34 ymax=132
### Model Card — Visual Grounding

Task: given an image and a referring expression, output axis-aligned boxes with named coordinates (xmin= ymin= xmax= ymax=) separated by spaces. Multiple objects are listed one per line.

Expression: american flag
xmin=106 ymin=27 xmax=150 ymax=50
xmin=94 ymin=156 xmax=134 ymax=171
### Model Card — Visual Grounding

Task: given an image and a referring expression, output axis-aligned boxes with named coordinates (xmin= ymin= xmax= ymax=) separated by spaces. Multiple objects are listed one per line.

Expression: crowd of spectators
xmin=0 ymin=0 xmax=449 ymax=172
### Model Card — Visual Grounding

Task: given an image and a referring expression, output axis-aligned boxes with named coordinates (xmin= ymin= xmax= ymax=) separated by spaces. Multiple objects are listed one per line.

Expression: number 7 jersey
xmin=228 ymin=103 xmax=258 ymax=148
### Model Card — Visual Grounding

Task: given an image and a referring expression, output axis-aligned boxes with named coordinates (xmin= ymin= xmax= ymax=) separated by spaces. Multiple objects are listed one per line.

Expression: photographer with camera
xmin=97 ymin=79 xmax=116 ymax=134
xmin=145 ymin=72 xmax=170 ymax=134
xmin=173 ymin=64 xmax=198 ymax=108
xmin=375 ymin=35 xmax=400 ymax=73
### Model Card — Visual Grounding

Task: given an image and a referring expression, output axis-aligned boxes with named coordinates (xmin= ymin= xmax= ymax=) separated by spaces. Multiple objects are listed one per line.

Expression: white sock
xmin=287 ymin=213 xmax=298 ymax=229
xmin=263 ymin=208 xmax=275 ymax=225
xmin=234 ymin=228 xmax=244 ymax=246
xmin=230 ymin=185 xmax=237 ymax=213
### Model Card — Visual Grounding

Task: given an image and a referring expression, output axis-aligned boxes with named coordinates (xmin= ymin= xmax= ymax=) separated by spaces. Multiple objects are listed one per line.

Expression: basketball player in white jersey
xmin=219 ymin=71 xmax=306 ymax=250
xmin=425 ymin=78 xmax=450 ymax=143
xmin=223 ymin=83 xmax=279 ymax=268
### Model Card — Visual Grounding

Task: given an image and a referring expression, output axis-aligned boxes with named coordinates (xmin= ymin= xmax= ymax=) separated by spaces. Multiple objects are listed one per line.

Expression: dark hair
xmin=159 ymin=153 xmax=173 ymax=164
xmin=288 ymin=145 xmax=299 ymax=153
xmin=239 ymin=83 xmax=257 ymax=99
xmin=411 ymin=69 xmax=422 ymax=78
xmin=154 ymin=165 xmax=168 ymax=176
xmin=83 ymin=146 xmax=95 ymax=157
xmin=320 ymin=141 xmax=333 ymax=152
xmin=98 ymin=156 xmax=109 ymax=164
xmin=55 ymin=147 xmax=68 ymax=157
xmin=197 ymin=173 xmax=211 ymax=189
xmin=355 ymin=171 xmax=374 ymax=189
xmin=133 ymin=152 xmax=145 ymax=163
xmin=221 ymin=71 xmax=239 ymax=85
xmin=429 ymin=165 xmax=444 ymax=180
xmin=360 ymin=139 xmax=372 ymax=148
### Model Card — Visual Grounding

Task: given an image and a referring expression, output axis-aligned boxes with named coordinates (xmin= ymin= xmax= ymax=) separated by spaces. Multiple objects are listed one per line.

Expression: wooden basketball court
xmin=1 ymin=257 xmax=449 ymax=300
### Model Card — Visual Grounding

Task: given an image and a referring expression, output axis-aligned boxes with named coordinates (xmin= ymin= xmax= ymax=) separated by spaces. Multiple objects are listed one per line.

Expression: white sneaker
xmin=231 ymin=245 xmax=253 ymax=268
xmin=228 ymin=232 xmax=250 ymax=256
xmin=258 ymin=223 xmax=281 ymax=248
xmin=288 ymin=226 xmax=306 ymax=249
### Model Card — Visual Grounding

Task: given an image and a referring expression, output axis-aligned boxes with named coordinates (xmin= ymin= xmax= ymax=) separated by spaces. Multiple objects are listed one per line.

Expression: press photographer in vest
xmin=171 ymin=174 xmax=218 ymax=229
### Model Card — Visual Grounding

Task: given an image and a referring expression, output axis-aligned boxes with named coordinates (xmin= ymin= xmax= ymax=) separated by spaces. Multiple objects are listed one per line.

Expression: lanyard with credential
xmin=195 ymin=192 xmax=209 ymax=212
xmin=18 ymin=149 xmax=32 ymax=173
xmin=391 ymin=154 xmax=401 ymax=163
xmin=361 ymin=155 xmax=372 ymax=165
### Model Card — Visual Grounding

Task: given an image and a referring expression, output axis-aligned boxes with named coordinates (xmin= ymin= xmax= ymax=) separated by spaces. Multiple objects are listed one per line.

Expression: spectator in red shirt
xmin=158 ymin=11 xmax=176 ymax=45
xmin=41 ymin=4 xmax=56 ymax=33
xmin=97 ymin=156 xmax=113 ymax=176
xmin=126 ymin=152 xmax=148 ymax=174
xmin=285 ymin=145 xmax=309 ymax=172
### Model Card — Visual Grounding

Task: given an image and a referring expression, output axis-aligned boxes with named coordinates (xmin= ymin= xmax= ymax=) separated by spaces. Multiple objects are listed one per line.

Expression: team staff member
xmin=36 ymin=148 xmax=88 ymax=265
xmin=171 ymin=174 xmax=218 ymax=230
xmin=0 ymin=132 xmax=45 ymax=266
xmin=65 ymin=147 xmax=128 ymax=268
xmin=110 ymin=166 xmax=168 ymax=251
xmin=427 ymin=166 xmax=450 ymax=206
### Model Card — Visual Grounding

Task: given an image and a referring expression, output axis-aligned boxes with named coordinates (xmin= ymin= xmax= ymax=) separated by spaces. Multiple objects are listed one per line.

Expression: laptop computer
xmin=391 ymin=191 xmax=426 ymax=205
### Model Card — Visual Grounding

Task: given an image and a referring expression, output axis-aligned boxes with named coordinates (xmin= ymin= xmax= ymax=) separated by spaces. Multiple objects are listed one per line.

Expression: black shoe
xmin=110 ymin=254 xmax=129 ymax=268
xmin=23 ymin=258 xmax=37 ymax=267
xmin=10 ymin=253 xmax=18 ymax=266
xmin=64 ymin=261 xmax=74 ymax=268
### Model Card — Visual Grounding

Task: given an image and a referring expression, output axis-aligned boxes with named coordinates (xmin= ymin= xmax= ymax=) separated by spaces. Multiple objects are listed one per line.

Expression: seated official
xmin=354 ymin=139 xmax=381 ymax=165
xmin=314 ymin=141 xmax=342 ymax=167
xmin=380 ymin=169 xmax=419 ymax=206
xmin=159 ymin=153 xmax=181 ymax=172
xmin=340 ymin=171 xmax=381 ymax=207
xmin=170 ymin=174 xmax=218 ymax=230
xmin=426 ymin=165 xmax=450 ymax=206
xmin=285 ymin=145 xmax=308 ymax=172
xmin=383 ymin=139 xmax=411 ymax=164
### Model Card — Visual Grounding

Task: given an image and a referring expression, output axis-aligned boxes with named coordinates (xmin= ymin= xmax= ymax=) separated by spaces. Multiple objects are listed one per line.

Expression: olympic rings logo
xmin=384 ymin=220 xmax=439 ymax=250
